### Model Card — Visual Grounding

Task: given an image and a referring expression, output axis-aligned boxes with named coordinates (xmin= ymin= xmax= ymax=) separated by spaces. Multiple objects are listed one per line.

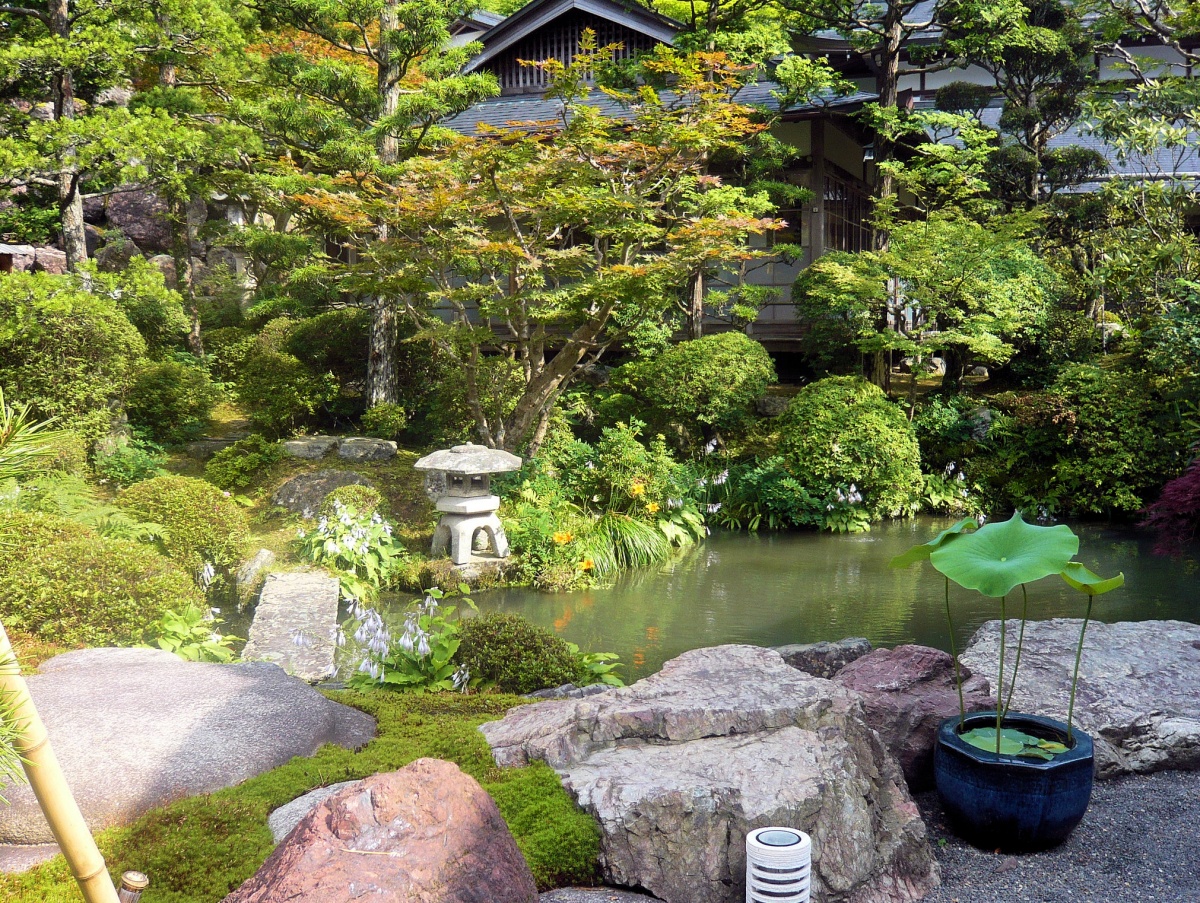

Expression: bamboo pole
xmin=0 ymin=623 xmax=120 ymax=903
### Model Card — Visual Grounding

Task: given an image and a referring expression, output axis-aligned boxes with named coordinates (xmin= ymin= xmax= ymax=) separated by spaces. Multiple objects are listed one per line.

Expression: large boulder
xmin=338 ymin=437 xmax=397 ymax=461
xmin=961 ymin=619 xmax=1200 ymax=778
xmin=224 ymin=759 xmax=539 ymax=903
xmin=481 ymin=645 xmax=937 ymax=903
xmin=832 ymin=645 xmax=993 ymax=791
xmin=0 ymin=648 xmax=375 ymax=846
xmin=281 ymin=435 xmax=339 ymax=460
xmin=104 ymin=186 xmax=173 ymax=253
xmin=271 ymin=468 xmax=374 ymax=517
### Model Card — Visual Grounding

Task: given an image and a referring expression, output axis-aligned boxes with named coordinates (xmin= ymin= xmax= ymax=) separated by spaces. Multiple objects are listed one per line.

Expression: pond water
xmin=472 ymin=519 xmax=1200 ymax=682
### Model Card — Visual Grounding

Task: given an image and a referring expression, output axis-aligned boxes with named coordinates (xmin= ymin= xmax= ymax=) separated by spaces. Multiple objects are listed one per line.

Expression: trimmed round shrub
xmin=127 ymin=358 xmax=220 ymax=444
xmin=361 ymin=403 xmax=407 ymax=440
xmin=0 ymin=509 xmax=93 ymax=551
xmin=235 ymin=347 xmax=338 ymax=437
xmin=614 ymin=333 xmax=776 ymax=444
xmin=456 ymin=613 xmax=579 ymax=694
xmin=0 ymin=513 xmax=201 ymax=645
xmin=318 ymin=484 xmax=387 ymax=518
xmin=778 ymin=376 xmax=923 ymax=518
xmin=204 ymin=434 xmax=283 ymax=490
xmin=0 ymin=271 xmax=146 ymax=442
xmin=116 ymin=475 xmax=249 ymax=573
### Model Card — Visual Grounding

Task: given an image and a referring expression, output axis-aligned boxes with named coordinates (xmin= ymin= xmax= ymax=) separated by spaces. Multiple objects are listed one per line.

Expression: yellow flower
xmin=579 ymin=558 xmax=594 ymax=571
xmin=629 ymin=482 xmax=646 ymax=498
xmin=645 ymin=501 xmax=661 ymax=514
xmin=553 ymin=531 xmax=573 ymax=544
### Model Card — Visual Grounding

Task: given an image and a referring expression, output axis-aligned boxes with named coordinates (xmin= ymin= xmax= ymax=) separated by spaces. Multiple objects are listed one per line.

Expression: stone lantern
xmin=414 ymin=443 xmax=522 ymax=566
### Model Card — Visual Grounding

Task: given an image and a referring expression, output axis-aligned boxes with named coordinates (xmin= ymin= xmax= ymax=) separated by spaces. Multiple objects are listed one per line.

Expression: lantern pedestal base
xmin=432 ymin=512 xmax=510 ymax=565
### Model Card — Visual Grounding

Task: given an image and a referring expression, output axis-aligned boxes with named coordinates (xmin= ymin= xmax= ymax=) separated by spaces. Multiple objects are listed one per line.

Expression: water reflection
xmin=475 ymin=519 xmax=1200 ymax=682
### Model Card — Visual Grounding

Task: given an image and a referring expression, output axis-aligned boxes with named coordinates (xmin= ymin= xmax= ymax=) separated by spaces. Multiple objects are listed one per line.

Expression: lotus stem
xmin=1003 ymin=584 xmax=1029 ymax=717
xmin=944 ymin=576 xmax=965 ymax=728
xmin=996 ymin=593 xmax=1006 ymax=754
xmin=1067 ymin=596 xmax=1093 ymax=744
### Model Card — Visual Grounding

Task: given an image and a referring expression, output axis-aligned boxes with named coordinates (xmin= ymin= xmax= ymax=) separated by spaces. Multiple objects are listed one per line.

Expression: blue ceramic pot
xmin=934 ymin=711 xmax=1094 ymax=851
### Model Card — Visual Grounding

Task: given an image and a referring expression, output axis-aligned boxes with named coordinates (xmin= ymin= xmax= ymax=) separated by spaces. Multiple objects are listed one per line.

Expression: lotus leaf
xmin=888 ymin=517 xmax=979 ymax=569
xmin=1061 ymin=562 xmax=1125 ymax=596
xmin=929 ymin=512 xmax=1079 ymax=597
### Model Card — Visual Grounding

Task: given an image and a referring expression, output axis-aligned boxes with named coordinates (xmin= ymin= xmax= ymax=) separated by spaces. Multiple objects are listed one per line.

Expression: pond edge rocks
xmin=481 ymin=644 xmax=938 ymax=903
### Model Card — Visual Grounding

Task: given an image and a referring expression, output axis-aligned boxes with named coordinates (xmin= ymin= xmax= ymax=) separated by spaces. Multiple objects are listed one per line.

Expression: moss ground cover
xmin=0 ymin=692 xmax=599 ymax=902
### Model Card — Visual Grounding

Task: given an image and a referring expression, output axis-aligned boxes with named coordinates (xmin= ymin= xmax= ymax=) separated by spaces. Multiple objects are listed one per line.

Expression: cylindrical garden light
xmin=746 ymin=827 xmax=812 ymax=903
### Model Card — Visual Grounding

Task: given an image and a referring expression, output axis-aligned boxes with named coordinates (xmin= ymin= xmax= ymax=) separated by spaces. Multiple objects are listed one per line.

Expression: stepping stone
xmin=242 ymin=572 xmax=341 ymax=683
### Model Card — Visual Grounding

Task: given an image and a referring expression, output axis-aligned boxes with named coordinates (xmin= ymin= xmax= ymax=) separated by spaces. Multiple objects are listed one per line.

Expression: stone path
xmin=541 ymin=891 xmax=658 ymax=902
xmin=241 ymin=572 xmax=341 ymax=683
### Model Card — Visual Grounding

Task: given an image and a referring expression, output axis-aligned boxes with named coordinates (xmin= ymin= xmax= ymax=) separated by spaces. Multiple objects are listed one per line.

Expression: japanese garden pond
xmin=468 ymin=518 xmax=1200 ymax=682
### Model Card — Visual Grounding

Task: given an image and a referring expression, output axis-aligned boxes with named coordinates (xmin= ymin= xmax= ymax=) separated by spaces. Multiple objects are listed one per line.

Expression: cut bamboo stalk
xmin=0 ymin=623 xmax=120 ymax=903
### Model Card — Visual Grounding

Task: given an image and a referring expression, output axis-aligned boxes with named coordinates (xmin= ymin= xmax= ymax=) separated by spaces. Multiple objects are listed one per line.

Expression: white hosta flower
xmin=198 ymin=562 xmax=216 ymax=590
xmin=417 ymin=634 xmax=431 ymax=658
xmin=713 ymin=469 xmax=729 ymax=486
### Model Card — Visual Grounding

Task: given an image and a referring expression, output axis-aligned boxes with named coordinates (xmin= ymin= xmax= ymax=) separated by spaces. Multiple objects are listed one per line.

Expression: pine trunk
xmin=50 ymin=0 xmax=87 ymax=271
xmin=365 ymin=0 xmax=403 ymax=406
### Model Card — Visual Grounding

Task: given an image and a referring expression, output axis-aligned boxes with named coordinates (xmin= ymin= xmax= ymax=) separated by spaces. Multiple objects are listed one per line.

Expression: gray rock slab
xmin=961 ymin=619 xmax=1200 ymax=778
xmin=236 ymin=548 xmax=276 ymax=595
xmin=242 ymin=572 xmax=341 ymax=683
xmin=271 ymin=469 xmax=374 ymax=517
xmin=282 ymin=435 xmax=339 ymax=460
xmin=0 ymin=648 xmax=374 ymax=848
xmin=337 ymin=437 xmax=398 ymax=461
xmin=481 ymin=644 xmax=937 ymax=903
xmin=774 ymin=636 xmax=872 ymax=678
xmin=268 ymin=781 xmax=359 ymax=843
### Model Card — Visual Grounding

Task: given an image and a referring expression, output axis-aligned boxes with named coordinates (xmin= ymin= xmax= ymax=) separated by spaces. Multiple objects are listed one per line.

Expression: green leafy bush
xmin=318 ymin=484 xmax=386 ymax=518
xmin=0 ymin=513 xmax=202 ymax=645
xmin=88 ymin=257 xmax=189 ymax=356
xmin=613 ymin=333 xmax=776 ymax=447
xmin=346 ymin=591 xmax=474 ymax=692
xmin=203 ymin=434 xmax=283 ymax=490
xmin=93 ymin=438 xmax=168 ymax=487
xmin=235 ymin=347 xmax=338 ymax=437
xmin=974 ymin=364 xmax=1187 ymax=515
xmin=126 ymin=358 xmax=220 ymax=444
xmin=139 ymin=604 xmax=241 ymax=663
xmin=201 ymin=327 xmax=254 ymax=383
xmin=361 ymin=403 xmax=408 ymax=440
xmin=116 ymin=475 xmax=249 ymax=574
xmin=0 ymin=272 xmax=146 ymax=442
xmin=457 ymin=612 xmax=580 ymax=694
xmin=777 ymin=376 xmax=923 ymax=522
xmin=297 ymin=499 xmax=405 ymax=601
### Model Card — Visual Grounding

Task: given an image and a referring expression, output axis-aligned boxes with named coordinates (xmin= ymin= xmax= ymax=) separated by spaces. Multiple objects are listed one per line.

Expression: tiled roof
xmin=442 ymin=84 xmax=878 ymax=134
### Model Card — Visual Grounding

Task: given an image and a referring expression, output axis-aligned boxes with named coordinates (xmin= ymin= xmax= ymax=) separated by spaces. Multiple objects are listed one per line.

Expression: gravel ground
xmin=919 ymin=769 xmax=1200 ymax=902
xmin=542 ymin=770 xmax=1200 ymax=903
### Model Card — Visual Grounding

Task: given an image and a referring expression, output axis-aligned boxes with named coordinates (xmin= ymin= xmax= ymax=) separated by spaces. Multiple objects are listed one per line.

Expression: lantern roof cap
xmin=414 ymin=443 xmax=522 ymax=474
